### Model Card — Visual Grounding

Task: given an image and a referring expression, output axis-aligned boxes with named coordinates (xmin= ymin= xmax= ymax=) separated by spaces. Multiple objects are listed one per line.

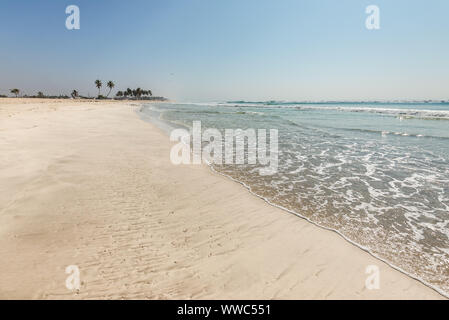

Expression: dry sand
xmin=0 ymin=98 xmax=444 ymax=299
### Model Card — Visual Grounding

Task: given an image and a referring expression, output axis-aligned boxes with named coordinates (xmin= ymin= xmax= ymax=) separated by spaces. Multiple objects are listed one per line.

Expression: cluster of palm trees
xmin=116 ymin=88 xmax=152 ymax=99
xmin=93 ymin=80 xmax=153 ymax=99
xmin=4 ymin=81 xmax=155 ymax=100
xmin=94 ymin=80 xmax=115 ymax=98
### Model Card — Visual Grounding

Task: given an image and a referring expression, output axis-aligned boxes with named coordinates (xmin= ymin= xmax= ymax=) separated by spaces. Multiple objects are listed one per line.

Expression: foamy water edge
xmin=137 ymin=105 xmax=449 ymax=299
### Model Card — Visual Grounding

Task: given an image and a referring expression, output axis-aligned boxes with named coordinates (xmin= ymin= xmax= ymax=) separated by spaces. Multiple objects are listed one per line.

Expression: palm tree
xmin=94 ymin=80 xmax=102 ymax=97
xmin=71 ymin=90 xmax=79 ymax=99
xmin=126 ymin=88 xmax=132 ymax=97
xmin=37 ymin=91 xmax=44 ymax=98
xmin=10 ymin=89 xmax=20 ymax=97
xmin=106 ymin=81 xmax=115 ymax=97
xmin=116 ymin=91 xmax=123 ymax=98
xmin=136 ymin=88 xmax=142 ymax=99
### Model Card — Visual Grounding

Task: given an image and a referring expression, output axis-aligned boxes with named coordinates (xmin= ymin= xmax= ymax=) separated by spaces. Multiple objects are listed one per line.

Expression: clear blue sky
xmin=0 ymin=0 xmax=448 ymax=101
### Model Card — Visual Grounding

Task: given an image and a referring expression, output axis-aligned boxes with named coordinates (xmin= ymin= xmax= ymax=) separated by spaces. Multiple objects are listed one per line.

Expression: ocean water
xmin=141 ymin=101 xmax=449 ymax=296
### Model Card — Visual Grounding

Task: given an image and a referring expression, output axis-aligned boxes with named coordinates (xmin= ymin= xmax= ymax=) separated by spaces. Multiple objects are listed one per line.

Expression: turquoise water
xmin=141 ymin=101 xmax=449 ymax=296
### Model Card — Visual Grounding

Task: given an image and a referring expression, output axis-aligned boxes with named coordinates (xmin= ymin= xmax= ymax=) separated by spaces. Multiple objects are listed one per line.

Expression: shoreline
xmin=140 ymin=104 xmax=449 ymax=299
xmin=0 ymin=99 xmax=444 ymax=299
xmin=206 ymin=164 xmax=449 ymax=299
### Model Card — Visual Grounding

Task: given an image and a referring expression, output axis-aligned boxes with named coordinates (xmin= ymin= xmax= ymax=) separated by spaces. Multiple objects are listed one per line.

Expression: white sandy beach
xmin=0 ymin=98 xmax=444 ymax=299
